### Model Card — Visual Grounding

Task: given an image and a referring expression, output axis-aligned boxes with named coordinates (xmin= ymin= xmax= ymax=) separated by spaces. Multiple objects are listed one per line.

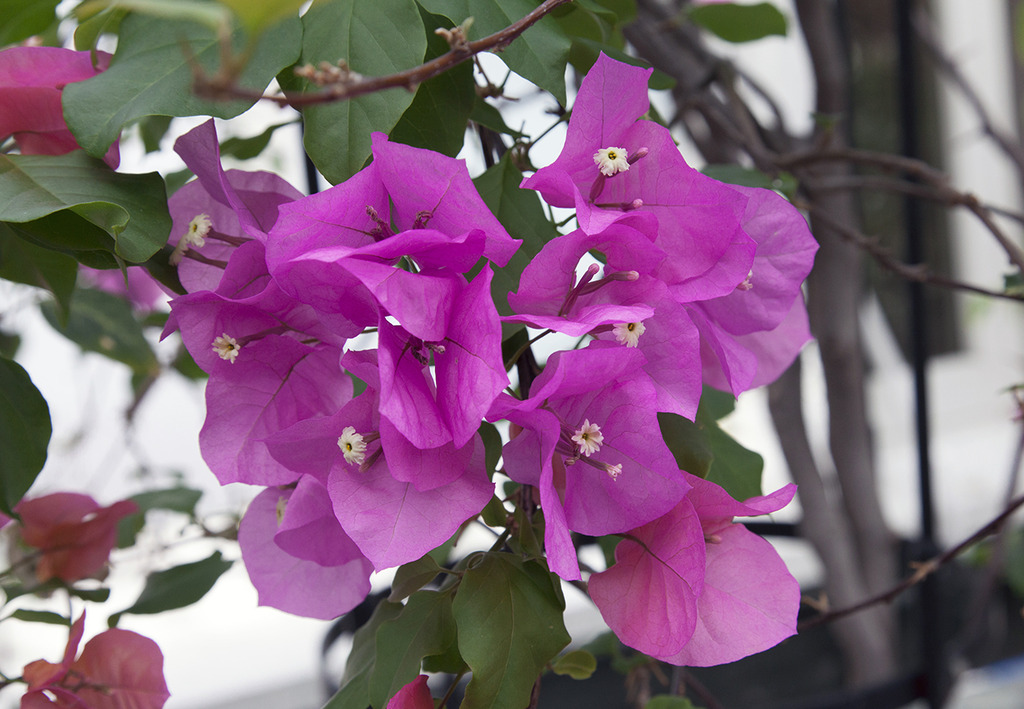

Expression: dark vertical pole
xmin=895 ymin=1 xmax=947 ymax=705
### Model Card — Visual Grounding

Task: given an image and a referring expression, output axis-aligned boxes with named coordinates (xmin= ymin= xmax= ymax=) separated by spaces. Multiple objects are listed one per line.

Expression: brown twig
xmin=795 ymin=198 xmax=1024 ymax=303
xmin=196 ymin=0 xmax=574 ymax=107
xmin=801 ymin=490 xmax=1024 ymax=630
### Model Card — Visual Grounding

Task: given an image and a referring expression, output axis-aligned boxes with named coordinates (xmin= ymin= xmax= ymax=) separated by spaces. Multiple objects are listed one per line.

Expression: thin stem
xmin=801 ymin=490 xmax=1024 ymax=630
xmin=197 ymin=0 xmax=575 ymax=107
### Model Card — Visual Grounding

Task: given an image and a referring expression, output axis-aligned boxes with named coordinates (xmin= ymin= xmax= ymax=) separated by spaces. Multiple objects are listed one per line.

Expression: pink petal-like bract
xmin=17 ymin=493 xmax=138 ymax=584
xmin=386 ymin=675 xmax=434 ymax=709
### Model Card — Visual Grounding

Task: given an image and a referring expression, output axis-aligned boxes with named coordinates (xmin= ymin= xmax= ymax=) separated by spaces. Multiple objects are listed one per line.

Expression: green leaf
xmin=419 ymin=0 xmax=570 ymax=104
xmin=8 ymin=609 xmax=69 ymax=626
xmin=473 ymin=154 xmax=558 ymax=333
xmin=453 ymin=554 xmax=570 ymax=709
xmin=552 ymin=649 xmax=597 ymax=679
xmin=324 ymin=600 xmax=404 ymax=709
xmin=687 ymin=2 xmax=787 ymax=44
xmin=479 ymin=420 xmax=502 ymax=477
xmin=41 ymin=288 xmax=159 ymax=374
xmin=285 ymin=0 xmax=426 ymax=185
xmin=73 ymin=6 xmax=127 ymax=51
xmin=470 ymin=96 xmax=525 ymax=139
xmin=76 ymin=0 xmax=230 ymax=29
xmin=118 ymin=486 xmax=204 ymax=547
xmin=0 ymin=152 xmax=171 ymax=264
xmin=658 ymin=412 xmax=713 ymax=479
xmin=702 ymin=164 xmax=797 ymax=200
xmin=0 ymin=358 xmax=51 ymax=516
xmin=219 ymin=121 xmax=294 ymax=160
xmin=388 ymin=8 xmax=475 ymax=158
xmin=138 ymin=114 xmax=175 ymax=154
xmin=68 ymin=586 xmax=110 ymax=603
xmin=0 ymin=224 xmax=78 ymax=323
xmin=369 ymin=590 xmax=457 ymax=708
xmin=704 ymin=423 xmax=763 ymax=502
xmin=389 ymin=554 xmax=443 ymax=602
xmin=646 ymin=697 xmax=701 ymax=709
xmin=218 ymin=0 xmax=306 ymax=36
xmin=0 ymin=0 xmax=60 ymax=46
xmin=63 ymin=12 xmax=301 ymax=159
xmin=108 ymin=551 xmax=233 ymax=626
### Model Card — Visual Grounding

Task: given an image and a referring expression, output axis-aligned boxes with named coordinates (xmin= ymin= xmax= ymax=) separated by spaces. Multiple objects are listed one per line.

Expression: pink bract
xmin=16 ymin=493 xmax=137 ymax=584
xmin=0 ymin=46 xmax=119 ymax=167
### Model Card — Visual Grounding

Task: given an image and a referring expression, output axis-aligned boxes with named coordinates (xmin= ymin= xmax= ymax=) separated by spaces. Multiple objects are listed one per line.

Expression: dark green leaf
xmin=688 ymin=2 xmax=787 ymax=44
xmin=419 ymin=0 xmax=570 ymax=104
xmin=285 ymin=0 xmax=426 ymax=185
xmin=131 ymin=486 xmax=203 ymax=515
xmin=324 ymin=600 xmax=404 ymax=709
xmin=369 ymin=590 xmax=457 ymax=708
xmin=73 ymin=6 xmax=127 ymax=51
xmin=389 ymin=554 xmax=443 ymax=602
xmin=453 ymin=554 xmax=570 ymax=709
xmin=703 ymin=423 xmax=763 ymax=502
xmin=63 ymin=12 xmax=301 ymax=159
xmin=0 ymin=152 xmax=171 ymax=264
xmin=0 ymin=224 xmax=78 ymax=323
xmin=8 ymin=609 xmax=69 ymax=626
xmin=552 ymin=649 xmax=597 ymax=679
xmin=480 ymin=420 xmax=502 ymax=477
xmin=118 ymin=486 xmax=204 ymax=548
xmin=568 ymin=39 xmax=675 ymax=91
xmin=41 ymin=288 xmax=159 ymax=374
xmin=658 ymin=412 xmax=713 ymax=479
xmin=0 ymin=330 xmax=21 ymax=359
xmin=470 ymin=96 xmax=525 ymax=139
xmin=389 ymin=9 xmax=474 ymax=157
xmin=68 ymin=586 xmax=110 ymax=603
xmin=219 ymin=121 xmax=293 ymax=160
xmin=698 ymin=386 xmax=736 ymax=421
xmin=702 ymin=164 xmax=797 ymax=200
xmin=138 ymin=114 xmax=175 ymax=154
xmin=481 ymin=495 xmax=508 ymax=528
xmin=109 ymin=551 xmax=232 ymax=626
xmin=0 ymin=358 xmax=51 ymax=515
xmin=0 ymin=0 xmax=60 ymax=46
xmin=474 ymin=154 xmax=558 ymax=335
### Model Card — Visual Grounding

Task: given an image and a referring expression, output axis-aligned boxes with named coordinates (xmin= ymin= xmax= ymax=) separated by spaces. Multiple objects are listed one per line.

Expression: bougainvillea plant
xmin=0 ymin=2 xmax=815 ymax=708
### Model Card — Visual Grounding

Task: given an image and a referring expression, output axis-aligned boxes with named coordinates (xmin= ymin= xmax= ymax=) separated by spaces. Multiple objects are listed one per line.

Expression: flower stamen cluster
xmin=169 ymin=214 xmax=212 ymax=265
xmin=594 ymin=147 xmax=629 ymax=176
xmin=337 ymin=426 xmax=368 ymax=465
xmin=212 ymin=333 xmax=240 ymax=363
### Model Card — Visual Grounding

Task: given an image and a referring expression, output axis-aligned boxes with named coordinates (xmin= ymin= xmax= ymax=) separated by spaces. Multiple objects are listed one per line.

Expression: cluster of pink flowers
xmin=2 ymin=40 xmax=816 ymax=684
xmin=161 ymin=53 xmax=816 ymax=666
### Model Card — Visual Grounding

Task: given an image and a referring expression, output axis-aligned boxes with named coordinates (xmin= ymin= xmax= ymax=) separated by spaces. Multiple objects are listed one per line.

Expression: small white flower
xmin=212 ymin=333 xmax=241 ymax=363
xmin=612 ymin=321 xmax=646 ymax=348
xmin=605 ymin=463 xmax=622 ymax=481
xmin=572 ymin=419 xmax=605 ymax=457
xmin=593 ymin=147 xmax=630 ymax=177
xmin=337 ymin=426 xmax=367 ymax=466
xmin=169 ymin=214 xmax=213 ymax=265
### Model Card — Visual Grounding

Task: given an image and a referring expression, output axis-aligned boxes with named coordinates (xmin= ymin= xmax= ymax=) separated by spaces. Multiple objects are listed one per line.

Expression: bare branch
xmin=801 ymin=489 xmax=1024 ymax=630
xmin=194 ymin=0 xmax=574 ymax=107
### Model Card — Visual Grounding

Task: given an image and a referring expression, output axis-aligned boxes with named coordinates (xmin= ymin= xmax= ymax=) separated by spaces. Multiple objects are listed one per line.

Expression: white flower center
xmin=612 ymin=321 xmax=646 ymax=348
xmin=212 ymin=333 xmax=241 ymax=363
xmin=337 ymin=426 xmax=367 ymax=466
xmin=170 ymin=214 xmax=213 ymax=265
xmin=593 ymin=147 xmax=629 ymax=177
xmin=572 ymin=419 xmax=605 ymax=457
